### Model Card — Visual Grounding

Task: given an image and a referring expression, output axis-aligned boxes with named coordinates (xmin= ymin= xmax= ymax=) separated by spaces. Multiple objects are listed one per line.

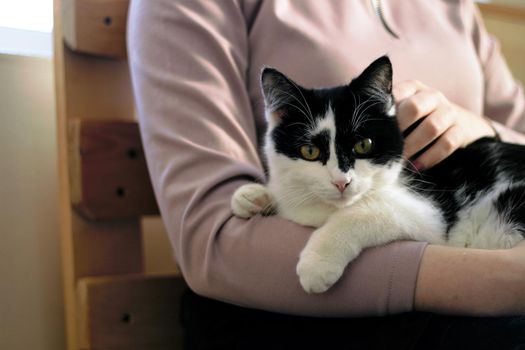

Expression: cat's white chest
xmin=278 ymin=200 xmax=336 ymax=228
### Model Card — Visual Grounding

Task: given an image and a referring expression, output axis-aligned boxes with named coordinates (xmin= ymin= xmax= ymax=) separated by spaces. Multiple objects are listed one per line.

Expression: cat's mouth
xmin=324 ymin=190 xmax=362 ymax=207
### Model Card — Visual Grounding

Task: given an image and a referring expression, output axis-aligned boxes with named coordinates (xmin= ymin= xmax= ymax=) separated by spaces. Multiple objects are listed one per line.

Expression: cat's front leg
xmin=296 ymin=218 xmax=361 ymax=293
xmin=231 ymin=183 xmax=276 ymax=218
xmin=296 ymin=193 xmax=445 ymax=293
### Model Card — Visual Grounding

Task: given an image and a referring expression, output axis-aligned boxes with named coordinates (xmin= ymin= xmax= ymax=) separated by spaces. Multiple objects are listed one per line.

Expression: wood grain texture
xmin=69 ymin=119 xmax=159 ymax=219
xmin=63 ymin=0 xmax=129 ymax=58
xmin=63 ymin=45 xmax=134 ymax=122
xmin=54 ymin=0 xmax=81 ymax=347
xmin=72 ymin=213 xmax=143 ymax=278
xmin=77 ymin=274 xmax=185 ymax=349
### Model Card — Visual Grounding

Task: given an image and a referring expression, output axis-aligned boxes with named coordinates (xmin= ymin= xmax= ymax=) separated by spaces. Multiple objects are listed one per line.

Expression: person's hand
xmin=393 ymin=80 xmax=496 ymax=170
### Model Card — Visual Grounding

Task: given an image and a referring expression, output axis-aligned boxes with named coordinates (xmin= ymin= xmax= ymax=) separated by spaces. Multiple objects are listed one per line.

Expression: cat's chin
xmin=324 ymin=193 xmax=363 ymax=208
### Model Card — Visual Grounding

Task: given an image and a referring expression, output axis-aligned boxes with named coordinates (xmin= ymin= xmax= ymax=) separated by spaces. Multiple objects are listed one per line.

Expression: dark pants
xmin=181 ymin=288 xmax=525 ymax=350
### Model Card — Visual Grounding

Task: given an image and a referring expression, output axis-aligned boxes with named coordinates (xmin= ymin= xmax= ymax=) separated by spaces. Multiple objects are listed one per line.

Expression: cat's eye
xmin=300 ymin=145 xmax=321 ymax=161
xmin=353 ymin=138 xmax=373 ymax=155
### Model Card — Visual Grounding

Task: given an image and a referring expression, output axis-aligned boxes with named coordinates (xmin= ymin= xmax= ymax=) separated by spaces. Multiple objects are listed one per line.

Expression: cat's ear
xmin=261 ymin=67 xmax=304 ymax=122
xmin=352 ymin=55 xmax=393 ymax=96
xmin=351 ymin=56 xmax=395 ymax=116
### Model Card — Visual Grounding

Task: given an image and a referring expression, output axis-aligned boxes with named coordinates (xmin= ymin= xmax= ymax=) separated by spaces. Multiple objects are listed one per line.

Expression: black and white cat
xmin=231 ymin=56 xmax=525 ymax=294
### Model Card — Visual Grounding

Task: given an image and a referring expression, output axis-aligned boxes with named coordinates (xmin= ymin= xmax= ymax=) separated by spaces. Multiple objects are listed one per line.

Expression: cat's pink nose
xmin=332 ymin=180 xmax=350 ymax=193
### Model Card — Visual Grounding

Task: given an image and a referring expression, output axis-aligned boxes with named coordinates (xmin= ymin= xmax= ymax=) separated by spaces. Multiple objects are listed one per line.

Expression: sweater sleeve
xmin=467 ymin=1 xmax=525 ymax=144
xmin=127 ymin=0 xmax=427 ymax=316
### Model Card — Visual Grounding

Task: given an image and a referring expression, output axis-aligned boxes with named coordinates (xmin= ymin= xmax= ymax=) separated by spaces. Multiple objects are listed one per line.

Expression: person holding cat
xmin=128 ymin=0 xmax=525 ymax=348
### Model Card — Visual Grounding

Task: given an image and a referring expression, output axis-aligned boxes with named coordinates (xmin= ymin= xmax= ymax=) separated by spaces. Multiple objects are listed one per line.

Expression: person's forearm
xmin=415 ymin=243 xmax=525 ymax=316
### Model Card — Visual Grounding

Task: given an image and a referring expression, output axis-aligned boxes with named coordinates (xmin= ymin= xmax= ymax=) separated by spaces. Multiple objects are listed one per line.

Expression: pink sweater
xmin=128 ymin=0 xmax=525 ymax=316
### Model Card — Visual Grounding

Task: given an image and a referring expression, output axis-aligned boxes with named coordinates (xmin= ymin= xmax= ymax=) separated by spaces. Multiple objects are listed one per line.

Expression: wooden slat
xmin=69 ymin=119 xmax=159 ymax=219
xmin=63 ymin=0 xmax=129 ymax=58
xmin=54 ymin=0 xmax=80 ymax=347
xmin=142 ymin=217 xmax=180 ymax=275
xmin=63 ymin=45 xmax=134 ymax=122
xmin=77 ymin=274 xmax=186 ymax=349
xmin=72 ymin=213 xmax=144 ymax=278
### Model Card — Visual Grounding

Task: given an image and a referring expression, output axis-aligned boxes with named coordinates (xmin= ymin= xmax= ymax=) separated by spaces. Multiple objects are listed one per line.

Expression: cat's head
xmin=261 ymin=56 xmax=404 ymax=208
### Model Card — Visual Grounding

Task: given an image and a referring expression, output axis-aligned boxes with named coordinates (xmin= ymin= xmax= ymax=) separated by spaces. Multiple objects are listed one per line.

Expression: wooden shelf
xmin=63 ymin=0 xmax=129 ymax=58
xmin=78 ymin=273 xmax=185 ymax=349
xmin=68 ymin=119 xmax=159 ymax=220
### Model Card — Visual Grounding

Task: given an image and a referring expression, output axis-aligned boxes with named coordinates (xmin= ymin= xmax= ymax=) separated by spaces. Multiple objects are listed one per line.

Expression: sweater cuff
xmin=386 ymin=241 xmax=428 ymax=314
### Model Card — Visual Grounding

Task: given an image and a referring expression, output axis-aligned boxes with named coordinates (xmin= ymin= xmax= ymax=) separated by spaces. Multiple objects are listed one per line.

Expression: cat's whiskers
xmin=359 ymin=118 xmax=387 ymax=123
xmin=288 ymin=79 xmax=315 ymax=125
xmin=397 ymin=160 xmax=462 ymax=194
xmin=401 ymin=157 xmax=422 ymax=176
xmin=350 ymin=87 xmax=391 ymax=131
xmin=269 ymin=194 xmax=313 ymax=213
xmin=272 ymin=124 xmax=313 ymax=147
xmin=353 ymin=92 xmax=377 ymax=120
xmin=403 ymin=175 xmax=435 ymax=187
xmin=363 ymin=86 xmax=390 ymax=104
xmin=270 ymin=187 xmax=315 ymax=210
xmin=401 ymin=168 xmax=459 ymax=192
xmin=281 ymin=101 xmax=314 ymax=125
xmin=351 ymin=98 xmax=384 ymax=132
xmin=504 ymin=185 xmax=525 ymax=215
xmin=272 ymin=87 xmax=315 ymax=126
xmin=402 ymin=176 xmax=457 ymax=194
xmin=352 ymin=96 xmax=382 ymax=131
xmin=268 ymin=87 xmax=310 ymax=119
xmin=399 ymin=164 xmax=435 ymax=186
xmin=286 ymin=121 xmax=311 ymax=129
xmin=292 ymin=134 xmax=313 ymax=148
xmin=290 ymin=192 xmax=318 ymax=210
xmin=349 ymin=92 xmax=359 ymax=130
xmin=350 ymin=93 xmax=362 ymax=128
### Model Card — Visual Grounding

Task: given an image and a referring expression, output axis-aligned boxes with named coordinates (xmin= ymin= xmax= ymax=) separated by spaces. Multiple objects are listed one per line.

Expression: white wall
xmin=0 ymin=54 xmax=65 ymax=350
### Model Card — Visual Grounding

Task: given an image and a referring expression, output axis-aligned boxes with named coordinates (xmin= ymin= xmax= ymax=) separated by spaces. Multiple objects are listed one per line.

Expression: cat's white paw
xmin=296 ymin=251 xmax=344 ymax=294
xmin=231 ymin=183 xmax=275 ymax=219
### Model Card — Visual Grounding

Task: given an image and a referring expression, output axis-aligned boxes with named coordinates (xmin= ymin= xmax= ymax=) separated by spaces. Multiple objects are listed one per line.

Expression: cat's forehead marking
xmin=311 ymin=104 xmax=336 ymax=135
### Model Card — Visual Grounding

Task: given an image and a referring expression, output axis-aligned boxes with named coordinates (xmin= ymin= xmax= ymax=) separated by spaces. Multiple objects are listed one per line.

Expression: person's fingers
xmin=413 ymin=124 xmax=463 ymax=169
xmin=392 ymin=80 xmax=427 ymax=102
xmin=403 ymin=105 xmax=455 ymax=158
xmin=397 ymin=89 xmax=445 ymax=132
xmin=394 ymin=82 xmax=496 ymax=169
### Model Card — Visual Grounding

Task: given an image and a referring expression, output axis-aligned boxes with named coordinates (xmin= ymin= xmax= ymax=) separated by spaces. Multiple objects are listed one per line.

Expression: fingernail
xmin=412 ymin=160 xmax=425 ymax=172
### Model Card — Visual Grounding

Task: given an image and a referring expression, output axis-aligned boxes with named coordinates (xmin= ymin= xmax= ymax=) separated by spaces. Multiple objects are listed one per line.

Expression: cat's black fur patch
xmin=413 ymin=138 xmax=525 ymax=236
